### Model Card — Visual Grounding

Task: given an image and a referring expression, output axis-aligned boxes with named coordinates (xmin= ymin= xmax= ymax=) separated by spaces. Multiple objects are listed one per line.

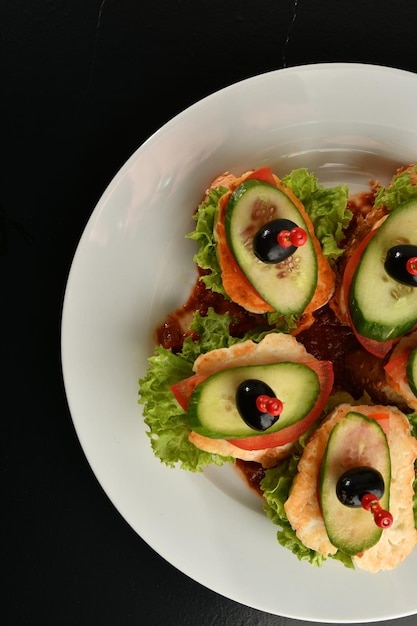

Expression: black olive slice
xmin=336 ymin=466 xmax=385 ymax=508
xmin=235 ymin=379 xmax=281 ymax=431
xmin=384 ymin=244 xmax=417 ymax=287
xmin=253 ymin=218 xmax=298 ymax=264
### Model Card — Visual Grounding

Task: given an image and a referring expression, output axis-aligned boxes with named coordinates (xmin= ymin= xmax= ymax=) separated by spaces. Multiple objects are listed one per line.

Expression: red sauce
xmin=156 ymin=269 xmax=272 ymax=353
xmin=235 ymin=459 xmax=265 ymax=496
xmin=157 ymin=273 xmax=360 ymax=392
xmin=296 ymin=304 xmax=360 ymax=392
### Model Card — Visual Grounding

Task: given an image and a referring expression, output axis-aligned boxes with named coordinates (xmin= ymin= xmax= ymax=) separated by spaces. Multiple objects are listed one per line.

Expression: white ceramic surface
xmin=61 ymin=63 xmax=417 ymax=623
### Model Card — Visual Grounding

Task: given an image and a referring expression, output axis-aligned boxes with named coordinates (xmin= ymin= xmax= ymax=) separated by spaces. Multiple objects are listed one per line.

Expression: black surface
xmin=3 ymin=1 xmax=417 ymax=625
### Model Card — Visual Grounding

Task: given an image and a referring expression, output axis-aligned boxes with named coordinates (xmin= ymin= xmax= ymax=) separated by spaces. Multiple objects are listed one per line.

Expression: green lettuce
xmin=261 ymin=434 xmax=326 ymax=566
xmin=187 ymin=186 xmax=228 ymax=296
xmin=375 ymin=164 xmax=417 ymax=210
xmin=261 ymin=417 xmax=354 ymax=568
xmin=282 ymin=168 xmax=351 ymax=260
xmin=138 ymin=308 xmax=271 ymax=472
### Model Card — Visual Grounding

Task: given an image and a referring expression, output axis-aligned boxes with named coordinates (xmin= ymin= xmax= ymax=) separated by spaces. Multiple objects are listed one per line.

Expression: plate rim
xmin=61 ymin=62 xmax=417 ymax=623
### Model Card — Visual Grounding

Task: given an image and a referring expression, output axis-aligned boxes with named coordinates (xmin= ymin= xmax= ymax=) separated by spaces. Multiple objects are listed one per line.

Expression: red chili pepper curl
xmin=277 ymin=227 xmax=308 ymax=248
xmin=256 ymin=395 xmax=283 ymax=416
xmin=406 ymin=256 xmax=417 ymax=276
xmin=361 ymin=493 xmax=393 ymax=528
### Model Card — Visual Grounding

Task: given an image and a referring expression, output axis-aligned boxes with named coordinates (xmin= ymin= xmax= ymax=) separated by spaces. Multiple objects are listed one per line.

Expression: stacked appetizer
xmin=139 ymin=164 xmax=417 ymax=572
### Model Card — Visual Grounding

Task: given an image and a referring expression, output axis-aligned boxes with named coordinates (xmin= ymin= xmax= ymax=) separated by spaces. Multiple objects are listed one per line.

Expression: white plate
xmin=61 ymin=63 xmax=417 ymax=623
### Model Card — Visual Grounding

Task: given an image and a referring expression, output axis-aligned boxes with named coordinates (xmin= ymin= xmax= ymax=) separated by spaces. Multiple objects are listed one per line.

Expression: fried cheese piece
xmin=284 ymin=404 xmax=342 ymax=557
xmin=188 ymin=432 xmax=293 ymax=469
xmin=353 ymin=406 xmax=417 ymax=572
xmin=188 ymin=333 xmax=323 ymax=469
xmin=193 ymin=332 xmax=315 ymax=376
xmin=284 ymin=403 xmax=417 ymax=572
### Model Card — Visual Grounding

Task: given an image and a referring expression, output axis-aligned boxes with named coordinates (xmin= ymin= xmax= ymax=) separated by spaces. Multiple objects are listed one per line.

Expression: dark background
xmin=3 ymin=1 xmax=417 ymax=625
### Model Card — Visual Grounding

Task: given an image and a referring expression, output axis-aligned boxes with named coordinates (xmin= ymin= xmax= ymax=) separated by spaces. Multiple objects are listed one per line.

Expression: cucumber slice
xmin=225 ymin=180 xmax=318 ymax=315
xmin=186 ymin=362 xmax=320 ymax=439
xmin=320 ymin=412 xmax=391 ymax=556
xmin=349 ymin=198 xmax=417 ymax=342
xmin=406 ymin=346 xmax=417 ymax=398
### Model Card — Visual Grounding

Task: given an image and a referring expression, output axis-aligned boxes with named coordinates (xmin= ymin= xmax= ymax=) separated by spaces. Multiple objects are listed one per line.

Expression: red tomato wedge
xmin=171 ymin=374 xmax=207 ymax=410
xmin=384 ymin=350 xmax=411 ymax=383
xmin=368 ymin=412 xmax=390 ymax=437
xmin=355 ymin=335 xmax=394 ymax=359
xmin=228 ymin=359 xmax=334 ymax=450
xmin=342 ymin=227 xmax=394 ymax=358
xmin=244 ymin=166 xmax=277 ymax=186
xmin=342 ymin=229 xmax=377 ymax=297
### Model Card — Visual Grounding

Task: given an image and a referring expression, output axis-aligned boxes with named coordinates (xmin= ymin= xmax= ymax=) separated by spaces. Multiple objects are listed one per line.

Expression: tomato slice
xmin=384 ymin=350 xmax=411 ymax=387
xmin=368 ymin=411 xmax=390 ymax=437
xmin=171 ymin=374 xmax=207 ymax=410
xmin=384 ymin=350 xmax=411 ymax=376
xmin=245 ymin=167 xmax=277 ymax=186
xmin=342 ymin=227 xmax=394 ymax=358
xmin=353 ymin=333 xmax=394 ymax=359
xmin=342 ymin=229 xmax=377 ymax=298
xmin=227 ymin=360 xmax=334 ymax=450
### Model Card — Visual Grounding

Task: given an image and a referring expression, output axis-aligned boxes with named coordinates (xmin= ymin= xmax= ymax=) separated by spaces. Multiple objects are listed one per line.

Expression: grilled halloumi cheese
xmin=284 ymin=403 xmax=417 ymax=572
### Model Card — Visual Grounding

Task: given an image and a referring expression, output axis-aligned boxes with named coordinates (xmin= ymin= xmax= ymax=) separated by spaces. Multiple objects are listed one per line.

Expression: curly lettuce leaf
xmin=282 ymin=168 xmax=351 ymax=260
xmin=375 ymin=165 xmax=417 ymax=210
xmin=186 ymin=186 xmax=227 ymax=296
xmin=138 ymin=347 xmax=204 ymax=471
xmin=261 ymin=432 xmax=328 ymax=567
xmin=261 ymin=427 xmax=354 ymax=569
xmin=182 ymin=307 xmax=242 ymax=362
xmin=138 ymin=308 xmax=271 ymax=472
